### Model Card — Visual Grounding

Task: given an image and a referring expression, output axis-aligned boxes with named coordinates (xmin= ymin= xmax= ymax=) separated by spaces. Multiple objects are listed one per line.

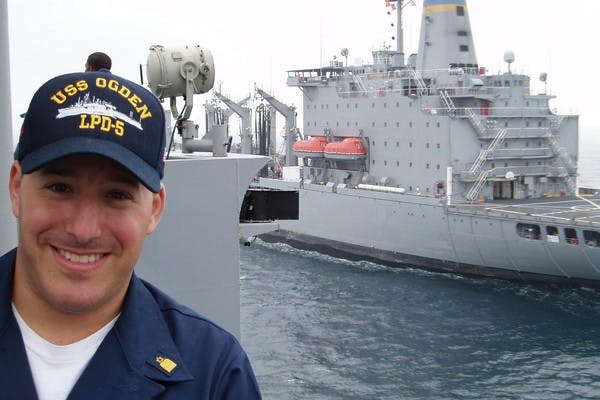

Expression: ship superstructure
xmin=286 ymin=0 xmax=576 ymax=202
xmin=253 ymin=0 xmax=600 ymax=286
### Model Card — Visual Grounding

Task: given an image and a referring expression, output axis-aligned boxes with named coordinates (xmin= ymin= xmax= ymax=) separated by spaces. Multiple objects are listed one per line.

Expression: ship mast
xmin=396 ymin=0 xmax=404 ymax=66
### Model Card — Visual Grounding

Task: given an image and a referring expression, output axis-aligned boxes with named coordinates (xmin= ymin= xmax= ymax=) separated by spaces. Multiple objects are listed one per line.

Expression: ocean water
xmin=240 ymin=242 xmax=600 ymax=400
xmin=240 ymin=150 xmax=600 ymax=400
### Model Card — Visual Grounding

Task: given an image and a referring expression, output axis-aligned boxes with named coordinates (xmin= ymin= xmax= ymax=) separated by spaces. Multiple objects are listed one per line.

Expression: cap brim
xmin=19 ymin=136 xmax=161 ymax=193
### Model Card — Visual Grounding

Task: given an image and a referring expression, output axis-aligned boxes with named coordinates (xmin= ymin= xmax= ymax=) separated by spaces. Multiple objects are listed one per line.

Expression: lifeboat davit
xmin=292 ymin=136 xmax=328 ymax=158
xmin=324 ymin=138 xmax=367 ymax=160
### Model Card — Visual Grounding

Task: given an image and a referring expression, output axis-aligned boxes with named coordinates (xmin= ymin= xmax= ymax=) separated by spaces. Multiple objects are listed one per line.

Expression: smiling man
xmin=0 ymin=71 xmax=261 ymax=399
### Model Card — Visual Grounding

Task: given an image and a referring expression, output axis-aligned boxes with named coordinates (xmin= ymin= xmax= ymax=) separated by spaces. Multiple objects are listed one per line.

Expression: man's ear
xmin=146 ymin=183 xmax=166 ymax=235
xmin=8 ymin=161 xmax=22 ymax=218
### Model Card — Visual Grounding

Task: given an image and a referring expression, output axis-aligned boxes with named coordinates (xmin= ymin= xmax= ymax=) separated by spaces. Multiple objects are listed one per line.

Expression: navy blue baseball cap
xmin=15 ymin=71 xmax=166 ymax=192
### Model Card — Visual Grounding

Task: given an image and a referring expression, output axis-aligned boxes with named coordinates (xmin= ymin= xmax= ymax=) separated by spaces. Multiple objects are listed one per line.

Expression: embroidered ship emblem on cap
xmin=57 ymin=93 xmax=143 ymax=130
xmin=156 ymin=356 xmax=178 ymax=373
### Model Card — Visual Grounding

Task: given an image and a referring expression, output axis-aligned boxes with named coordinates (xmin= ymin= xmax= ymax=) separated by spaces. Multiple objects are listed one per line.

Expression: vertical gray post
xmin=0 ymin=0 xmax=17 ymax=254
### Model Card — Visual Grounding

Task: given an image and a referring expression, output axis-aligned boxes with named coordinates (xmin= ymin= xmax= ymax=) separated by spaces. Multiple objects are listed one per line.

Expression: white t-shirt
xmin=12 ymin=304 xmax=118 ymax=400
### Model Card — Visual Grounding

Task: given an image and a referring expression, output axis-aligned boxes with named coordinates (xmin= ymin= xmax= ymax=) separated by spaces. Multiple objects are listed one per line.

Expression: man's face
xmin=9 ymin=154 xmax=165 ymax=315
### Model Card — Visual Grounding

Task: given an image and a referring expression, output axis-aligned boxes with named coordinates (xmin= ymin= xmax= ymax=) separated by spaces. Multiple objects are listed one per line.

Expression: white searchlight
xmin=147 ymin=45 xmax=227 ymax=156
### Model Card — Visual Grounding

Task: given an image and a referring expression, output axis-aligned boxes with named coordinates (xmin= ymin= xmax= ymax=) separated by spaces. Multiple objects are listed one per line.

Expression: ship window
xmin=372 ymin=103 xmax=375 ymax=108
xmin=384 ymin=122 xmax=387 ymax=127
xmin=504 ymin=162 xmax=508 ymax=167
xmin=584 ymin=230 xmax=600 ymax=247
xmin=314 ymin=104 xmax=317 ymax=109
xmin=347 ymin=122 xmax=350 ymax=127
xmin=504 ymin=142 xmax=508 ymax=148
xmin=538 ymin=121 xmax=542 ymax=127
xmin=336 ymin=121 xmax=339 ymax=127
xmin=397 ymin=161 xmax=400 ymax=166
xmin=306 ymin=104 xmax=310 ymax=110
xmin=347 ymin=103 xmax=350 ymax=109
xmin=504 ymin=81 xmax=510 ymax=87
xmin=373 ymin=160 xmax=375 ymax=165
xmin=546 ymin=226 xmax=559 ymax=243
xmin=460 ymin=45 xmax=469 ymax=52
xmin=456 ymin=6 xmax=465 ymax=16
xmin=372 ymin=141 xmax=375 ymax=146
xmin=384 ymin=102 xmax=387 ymax=108
xmin=426 ymin=142 xmax=430 ymax=148
xmin=336 ymin=104 xmax=339 ymax=109
xmin=372 ymin=122 xmax=376 ymax=127
xmin=437 ymin=164 xmax=440 ymax=170
xmin=437 ymin=122 xmax=440 ymax=128
xmin=491 ymin=163 xmax=495 ymax=168
xmin=437 ymin=143 xmax=440 ymax=149
xmin=457 ymin=30 xmax=468 ymax=36
xmin=355 ymin=103 xmax=358 ymax=109
xmin=565 ymin=228 xmax=579 ymax=245
xmin=526 ymin=101 xmax=530 ymax=107
xmin=384 ymin=141 xmax=387 ymax=146
xmin=409 ymin=162 xmax=413 ymax=167
xmin=526 ymin=121 xmax=530 ymax=127
xmin=397 ymin=102 xmax=400 ymax=107
xmin=517 ymin=223 xmax=540 ymax=240
xmin=426 ymin=122 xmax=430 ymax=128
xmin=355 ymin=122 xmax=358 ymax=127
xmin=396 ymin=141 xmax=399 ymax=147
xmin=409 ymin=142 xmax=413 ymax=148
xmin=409 ymin=122 xmax=413 ymax=128
xmin=426 ymin=163 xmax=430 ymax=169
xmin=396 ymin=122 xmax=400 ymax=127
xmin=384 ymin=160 xmax=387 ymax=166
xmin=314 ymin=122 xmax=317 ymax=127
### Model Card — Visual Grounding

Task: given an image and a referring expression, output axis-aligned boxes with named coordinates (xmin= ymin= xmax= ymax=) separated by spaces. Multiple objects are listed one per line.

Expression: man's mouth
xmin=57 ymin=248 xmax=104 ymax=264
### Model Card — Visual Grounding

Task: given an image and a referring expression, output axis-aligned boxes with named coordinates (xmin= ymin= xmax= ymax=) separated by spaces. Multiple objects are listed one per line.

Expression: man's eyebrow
xmin=38 ymin=164 xmax=74 ymax=177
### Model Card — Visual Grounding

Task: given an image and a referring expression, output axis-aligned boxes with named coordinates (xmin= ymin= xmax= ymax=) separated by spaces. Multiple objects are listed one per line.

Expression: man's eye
xmin=47 ymin=183 xmax=71 ymax=193
xmin=107 ymin=191 xmax=131 ymax=200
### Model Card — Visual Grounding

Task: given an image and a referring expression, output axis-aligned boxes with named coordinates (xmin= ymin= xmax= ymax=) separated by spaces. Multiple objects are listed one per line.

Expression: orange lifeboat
xmin=292 ymin=136 xmax=328 ymax=158
xmin=323 ymin=138 xmax=367 ymax=160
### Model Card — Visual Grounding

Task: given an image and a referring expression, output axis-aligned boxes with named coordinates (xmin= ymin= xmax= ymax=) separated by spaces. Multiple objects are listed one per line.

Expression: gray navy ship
xmin=253 ymin=0 xmax=600 ymax=287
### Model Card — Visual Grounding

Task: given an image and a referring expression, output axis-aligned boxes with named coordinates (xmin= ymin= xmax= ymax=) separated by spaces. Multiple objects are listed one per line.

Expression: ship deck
xmin=449 ymin=195 xmax=600 ymax=227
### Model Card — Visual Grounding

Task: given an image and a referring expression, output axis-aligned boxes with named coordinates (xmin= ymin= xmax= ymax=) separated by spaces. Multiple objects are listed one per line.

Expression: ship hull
xmin=258 ymin=178 xmax=600 ymax=287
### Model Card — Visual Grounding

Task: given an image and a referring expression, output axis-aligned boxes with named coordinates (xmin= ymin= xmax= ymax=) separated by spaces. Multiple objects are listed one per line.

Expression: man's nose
xmin=64 ymin=195 xmax=103 ymax=243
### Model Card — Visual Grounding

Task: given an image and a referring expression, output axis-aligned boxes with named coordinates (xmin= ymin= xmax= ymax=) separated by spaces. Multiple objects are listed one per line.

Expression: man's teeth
xmin=58 ymin=249 xmax=102 ymax=264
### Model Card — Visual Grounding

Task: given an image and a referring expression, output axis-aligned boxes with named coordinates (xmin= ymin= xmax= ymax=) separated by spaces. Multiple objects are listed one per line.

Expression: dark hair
xmin=85 ymin=52 xmax=112 ymax=71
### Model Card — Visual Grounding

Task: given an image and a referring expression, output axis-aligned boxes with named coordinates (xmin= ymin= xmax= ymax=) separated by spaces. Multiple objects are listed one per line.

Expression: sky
xmin=6 ymin=0 xmax=600 ymax=147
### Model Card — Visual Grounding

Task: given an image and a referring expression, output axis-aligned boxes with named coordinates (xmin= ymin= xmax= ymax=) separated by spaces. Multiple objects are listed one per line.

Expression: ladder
xmin=466 ymin=170 xmax=490 ymax=201
xmin=439 ymin=90 xmax=456 ymax=115
xmin=407 ymin=66 xmax=428 ymax=95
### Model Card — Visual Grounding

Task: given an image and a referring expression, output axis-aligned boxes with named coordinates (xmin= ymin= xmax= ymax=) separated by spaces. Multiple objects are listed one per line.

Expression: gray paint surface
xmin=139 ymin=154 xmax=267 ymax=338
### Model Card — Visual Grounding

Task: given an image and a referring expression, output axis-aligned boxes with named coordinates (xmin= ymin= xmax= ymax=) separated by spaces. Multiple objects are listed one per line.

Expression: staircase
xmin=466 ymin=170 xmax=490 ymax=201
xmin=439 ymin=89 xmax=456 ymax=115
xmin=465 ymin=107 xmax=486 ymax=135
xmin=544 ymin=128 xmax=577 ymax=194
xmin=407 ymin=66 xmax=428 ymax=96
xmin=465 ymin=129 xmax=506 ymax=201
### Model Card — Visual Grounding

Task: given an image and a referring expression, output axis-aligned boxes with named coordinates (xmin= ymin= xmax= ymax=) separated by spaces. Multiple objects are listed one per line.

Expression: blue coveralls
xmin=0 ymin=249 xmax=262 ymax=399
